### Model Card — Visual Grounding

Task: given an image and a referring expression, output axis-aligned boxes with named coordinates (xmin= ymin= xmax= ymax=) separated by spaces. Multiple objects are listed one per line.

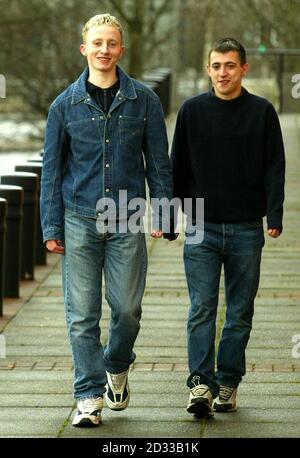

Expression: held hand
xmin=151 ymin=230 xmax=163 ymax=238
xmin=151 ymin=231 xmax=179 ymax=241
xmin=267 ymin=228 xmax=281 ymax=238
xmin=46 ymin=239 xmax=65 ymax=254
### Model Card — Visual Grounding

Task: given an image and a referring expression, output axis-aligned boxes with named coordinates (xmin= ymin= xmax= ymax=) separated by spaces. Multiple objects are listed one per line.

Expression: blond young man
xmin=41 ymin=14 xmax=173 ymax=427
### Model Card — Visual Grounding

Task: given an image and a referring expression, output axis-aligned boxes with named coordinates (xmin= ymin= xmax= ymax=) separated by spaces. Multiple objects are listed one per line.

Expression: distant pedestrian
xmin=171 ymin=38 xmax=285 ymax=418
xmin=40 ymin=13 xmax=174 ymax=427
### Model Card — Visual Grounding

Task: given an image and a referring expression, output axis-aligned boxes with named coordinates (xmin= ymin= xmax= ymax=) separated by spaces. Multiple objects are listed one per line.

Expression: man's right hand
xmin=46 ymin=240 xmax=65 ymax=254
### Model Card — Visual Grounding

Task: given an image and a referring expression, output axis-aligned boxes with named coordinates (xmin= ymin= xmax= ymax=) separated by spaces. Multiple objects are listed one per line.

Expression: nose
xmin=219 ymin=65 xmax=227 ymax=77
xmin=100 ymin=42 xmax=109 ymax=53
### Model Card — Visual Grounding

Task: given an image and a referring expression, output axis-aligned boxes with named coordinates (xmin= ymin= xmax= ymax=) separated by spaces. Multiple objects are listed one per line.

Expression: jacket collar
xmin=71 ymin=66 xmax=137 ymax=105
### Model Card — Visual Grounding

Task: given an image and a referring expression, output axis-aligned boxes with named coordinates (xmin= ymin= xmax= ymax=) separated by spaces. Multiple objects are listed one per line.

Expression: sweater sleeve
xmin=264 ymin=104 xmax=285 ymax=231
xmin=170 ymin=105 xmax=190 ymax=203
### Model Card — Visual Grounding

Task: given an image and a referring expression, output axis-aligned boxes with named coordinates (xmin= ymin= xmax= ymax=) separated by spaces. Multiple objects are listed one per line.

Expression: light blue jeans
xmin=184 ymin=220 xmax=264 ymax=397
xmin=61 ymin=209 xmax=147 ymax=400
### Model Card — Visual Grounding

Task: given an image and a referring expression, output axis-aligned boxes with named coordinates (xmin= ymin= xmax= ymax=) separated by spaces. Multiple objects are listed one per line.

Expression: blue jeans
xmin=184 ymin=220 xmax=264 ymax=397
xmin=61 ymin=209 xmax=147 ymax=400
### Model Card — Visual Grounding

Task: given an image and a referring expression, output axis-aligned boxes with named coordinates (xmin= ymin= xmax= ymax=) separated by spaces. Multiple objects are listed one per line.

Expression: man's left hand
xmin=267 ymin=228 xmax=282 ymax=238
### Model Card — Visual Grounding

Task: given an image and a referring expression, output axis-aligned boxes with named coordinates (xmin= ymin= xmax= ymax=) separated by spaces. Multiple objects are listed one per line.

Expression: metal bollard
xmin=143 ymin=69 xmax=172 ymax=117
xmin=26 ymin=159 xmax=43 ymax=164
xmin=142 ymin=72 xmax=166 ymax=114
xmin=0 ymin=198 xmax=7 ymax=316
xmin=14 ymin=163 xmax=46 ymax=265
xmin=142 ymin=80 xmax=159 ymax=94
xmin=0 ymin=173 xmax=39 ymax=280
xmin=152 ymin=68 xmax=172 ymax=117
xmin=0 ymin=185 xmax=23 ymax=298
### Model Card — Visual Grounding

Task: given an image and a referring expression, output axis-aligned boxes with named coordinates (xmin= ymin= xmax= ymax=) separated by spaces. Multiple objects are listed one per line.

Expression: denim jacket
xmin=40 ymin=66 xmax=173 ymax=242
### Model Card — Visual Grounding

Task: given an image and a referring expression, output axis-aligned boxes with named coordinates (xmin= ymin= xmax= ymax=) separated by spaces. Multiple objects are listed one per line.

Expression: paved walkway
xmin=0 ymin=114 xmax=300 ymax=438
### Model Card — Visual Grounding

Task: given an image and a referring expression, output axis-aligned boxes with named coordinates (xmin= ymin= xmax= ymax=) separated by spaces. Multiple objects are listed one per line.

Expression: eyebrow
xmin=92 ymin=38 xmax=118 ymax=43
xmin=211 ymin=61 xmax=237 ymax=65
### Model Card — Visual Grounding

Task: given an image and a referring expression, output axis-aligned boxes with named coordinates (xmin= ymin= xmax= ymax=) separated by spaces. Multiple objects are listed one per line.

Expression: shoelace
xmin=191 ymin=384 xmax=209 ymax=397
xmin=219 ymin=386 xmax=235 ymax=401
xmin=81 ymin=397 xmax=101 ymax=413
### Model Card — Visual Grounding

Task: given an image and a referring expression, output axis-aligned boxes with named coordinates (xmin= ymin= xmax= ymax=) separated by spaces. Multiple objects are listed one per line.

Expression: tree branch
xmin=108 ymin=0 xmax=132 ymax=25
xmin=145 ymin=24 xmax=176 ymax=58
xmin=146 ymin=0 xmax=172 ymax=37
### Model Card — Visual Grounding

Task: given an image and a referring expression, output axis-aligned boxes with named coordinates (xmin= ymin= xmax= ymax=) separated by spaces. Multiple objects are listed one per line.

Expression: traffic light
xmin=258 ymin=44 xmax=267 ymax=54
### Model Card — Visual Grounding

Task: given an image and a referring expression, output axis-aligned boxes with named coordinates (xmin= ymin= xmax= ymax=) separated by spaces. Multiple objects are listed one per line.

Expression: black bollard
xmin=0 ymin=173 xmax=39 ymax=280
xmin=14 ymin=163 xmax=46 ymax=265
xmin=152 ymin=68 xmax=172 ymax=117
xmin=142 ymin=80 xmax=159 ymax=94
xmin=143 ymin=69 xmax=172 ymax=117
xmin=26 ymin=159 xmax=43 ymax=164
xmin=142 ymin=72 xmax=166 ymax=114
xmin=0 ymin=186 xmax=23 ymax=298
xmin=0 ymin=198 xmax=7 ymax=316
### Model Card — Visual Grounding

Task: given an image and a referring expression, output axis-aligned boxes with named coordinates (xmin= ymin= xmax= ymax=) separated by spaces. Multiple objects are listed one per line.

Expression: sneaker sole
xmin=213 ymin=403 xmax=237 ymax=413
xmin=72 ymin=414 xmax=102 ymax=427
xmin=187 ymin=400 xmax=213 ymax=418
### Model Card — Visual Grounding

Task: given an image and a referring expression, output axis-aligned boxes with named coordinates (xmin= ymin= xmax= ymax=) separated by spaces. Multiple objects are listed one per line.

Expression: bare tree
xmin=0 ymin=0 xmax=176 ymax=115
xmin=103 ymin=0 xmax=175 ymax=77
xmin=1 ymin=0 xmax=300 ymax=117
xmin=0 ymin=0 xmax=100 ymax=116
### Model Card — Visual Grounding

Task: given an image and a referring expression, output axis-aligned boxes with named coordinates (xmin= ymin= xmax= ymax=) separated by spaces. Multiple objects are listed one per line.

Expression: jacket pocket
xmin=119 ymin=115 xmax=146 ymax=149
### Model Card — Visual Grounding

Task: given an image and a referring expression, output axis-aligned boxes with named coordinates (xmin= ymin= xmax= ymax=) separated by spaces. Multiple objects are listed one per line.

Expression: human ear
xmin=242 ymin=62 xmax=249 ymax=76
xmin=80 ymin=44 xmax=87 ymax=57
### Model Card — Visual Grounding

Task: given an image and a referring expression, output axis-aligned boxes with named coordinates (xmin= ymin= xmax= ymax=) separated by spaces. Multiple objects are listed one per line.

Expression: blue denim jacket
xmin=40 ymin=66 xmax=173 ymax=242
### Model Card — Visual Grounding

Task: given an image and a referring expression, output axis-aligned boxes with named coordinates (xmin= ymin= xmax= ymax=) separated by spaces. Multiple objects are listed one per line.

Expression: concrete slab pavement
xmin=0 ymin=114 xmax=299 ymax=438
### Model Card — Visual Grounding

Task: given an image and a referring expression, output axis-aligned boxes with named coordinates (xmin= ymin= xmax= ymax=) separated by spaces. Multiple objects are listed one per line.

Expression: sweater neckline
xmin=209 ymin=87 xmax=249 ymax=104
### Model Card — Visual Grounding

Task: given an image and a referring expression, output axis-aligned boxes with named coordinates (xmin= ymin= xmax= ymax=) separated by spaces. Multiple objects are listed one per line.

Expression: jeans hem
xmin=75 ymin=392 xmax=105 ymax=402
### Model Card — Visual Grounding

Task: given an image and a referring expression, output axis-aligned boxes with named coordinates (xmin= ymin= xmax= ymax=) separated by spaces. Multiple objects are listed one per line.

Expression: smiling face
xmin=80 ymin=24 xmax=124 ymax=77
xmin=207 ymin=51 xmax=249 ymax=100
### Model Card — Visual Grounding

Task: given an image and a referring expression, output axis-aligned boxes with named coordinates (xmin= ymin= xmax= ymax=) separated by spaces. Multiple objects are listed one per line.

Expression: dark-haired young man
xmin=171 ymin=38 xmax=285 ymax=418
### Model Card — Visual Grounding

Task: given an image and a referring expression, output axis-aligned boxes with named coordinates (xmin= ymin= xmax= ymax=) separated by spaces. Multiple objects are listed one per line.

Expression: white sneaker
xmin=72 ymin=396 xmax=103 ymax=427
xmin=213 ymin=385 xmax=237 ymax=412
xmin=187 ymin=381 xmax=214 ymax=418
xmin=105 ymin=370 xmax=130 ymax=411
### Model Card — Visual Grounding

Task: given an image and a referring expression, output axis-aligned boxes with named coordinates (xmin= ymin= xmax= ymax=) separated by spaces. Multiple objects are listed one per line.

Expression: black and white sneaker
xmin=187 ymin=377 xmax=213 ymax=418
xmin=105 ymin=370 xmax=130 ymax=411
xmin=72 ymin=396 xmax=103 ymax=427
xmin=213 ymin=385 xmax=237 ymax=412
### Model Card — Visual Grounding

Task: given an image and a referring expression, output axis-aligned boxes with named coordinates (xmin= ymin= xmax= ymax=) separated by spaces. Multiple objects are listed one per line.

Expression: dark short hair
xmin=208 ymin=38 xmax=247 ymax=65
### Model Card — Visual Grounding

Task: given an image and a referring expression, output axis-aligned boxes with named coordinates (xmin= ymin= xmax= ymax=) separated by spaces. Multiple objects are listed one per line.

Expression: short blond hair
xmin=82 ymin=13 xmax=123 ymax=43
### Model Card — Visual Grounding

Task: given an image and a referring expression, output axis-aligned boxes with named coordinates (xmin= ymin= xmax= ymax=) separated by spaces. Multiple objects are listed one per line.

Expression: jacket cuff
xmin=43 ymin=227 xmax=64 ymax=243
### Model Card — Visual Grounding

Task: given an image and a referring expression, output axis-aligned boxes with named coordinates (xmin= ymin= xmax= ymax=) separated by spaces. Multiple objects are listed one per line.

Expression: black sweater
xmin=171 ymin=88 xmax=285 ymax=230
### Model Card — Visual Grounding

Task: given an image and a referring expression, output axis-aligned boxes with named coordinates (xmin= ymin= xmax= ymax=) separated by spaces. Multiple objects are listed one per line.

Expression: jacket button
xmin=106 ymin=139 xmax=110 ymax=143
